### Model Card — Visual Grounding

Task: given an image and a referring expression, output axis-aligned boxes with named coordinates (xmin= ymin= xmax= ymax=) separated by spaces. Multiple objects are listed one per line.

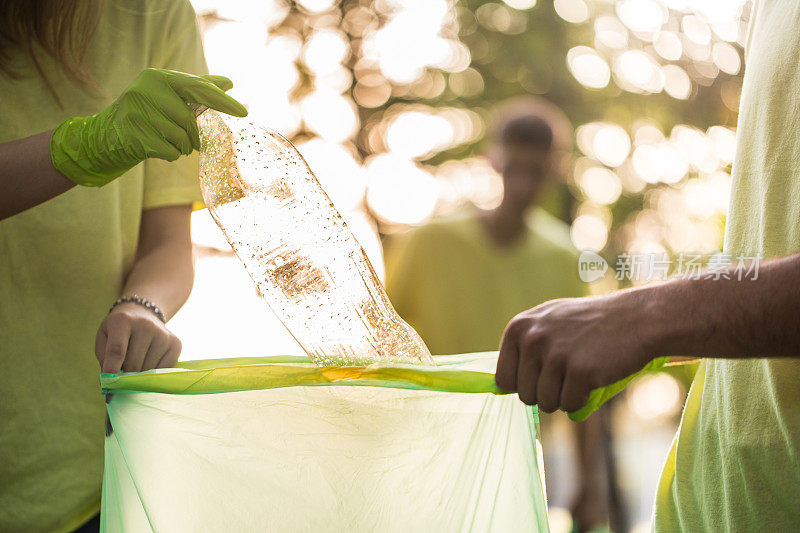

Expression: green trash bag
xmin=99 ymin=352 xmax=550 ymax=532
xmin=568 ymin=356 xmax=670 ymax=422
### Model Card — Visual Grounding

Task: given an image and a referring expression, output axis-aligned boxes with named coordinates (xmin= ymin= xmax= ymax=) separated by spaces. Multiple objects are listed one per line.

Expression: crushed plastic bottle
xmin=197 ymin=110 xmax=434 ymax=367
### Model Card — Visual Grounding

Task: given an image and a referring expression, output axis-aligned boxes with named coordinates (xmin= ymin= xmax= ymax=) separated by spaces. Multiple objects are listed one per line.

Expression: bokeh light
xmin=662 ymin=65 xmax=692 ymax=99
xmin=567 ymin=46 xmax=611 ymax=89
xmin=571 ymin=212 xmax=609 ymax=251
xmin=594 ymin=16 xmax=629 ymax=49
xmin=579 ymin=167 xmax=623 ymax=205
xmin=301 ymin=90 xmax=359 ymax=142
xmin=296 ymin=139 xmax=367 ymax=212
xmin=555 ymin=0 xmax=590 ymax=24
xmin=653 ymin=31 xmax=682 ymax=61
xmin=386 ymin=111 xmax=454 ymax=159
xmin=365 ymin=154 xmax=439 ymax=225
xmin=189 ymin=0 xmax=750 ymax=286
xmin=616 ymin=0 xmax=666 ymax=34
xmin=628 ymin=374 xmax=682 ymax=421
xmin=503 ymin=0 xmax=537 ymax=10
xmin=303 ymin=30 xmax=349 ymax=75
xmin=613 ymin=50 xmax=664 ymax=94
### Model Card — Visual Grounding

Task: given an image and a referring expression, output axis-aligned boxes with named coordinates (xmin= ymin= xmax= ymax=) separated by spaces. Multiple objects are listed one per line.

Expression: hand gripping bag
xmin=99 ymin=352 xmax=549 ymax=532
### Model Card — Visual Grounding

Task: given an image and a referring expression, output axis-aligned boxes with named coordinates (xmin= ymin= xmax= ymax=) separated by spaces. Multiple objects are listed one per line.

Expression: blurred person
xmin=0 ymin=0 xmax=246 ymax=530
xmin=496 ymin=2 xmax=800 ymax=530
xmin=385 ymin=101 xmax=611 ymax=532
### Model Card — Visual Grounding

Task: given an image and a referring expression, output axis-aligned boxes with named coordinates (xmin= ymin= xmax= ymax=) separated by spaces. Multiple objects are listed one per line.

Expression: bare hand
xmin=495 ymin=293 xmax=657 ymax=413
xmin=95 ymin=303 xmax=181 ymax=373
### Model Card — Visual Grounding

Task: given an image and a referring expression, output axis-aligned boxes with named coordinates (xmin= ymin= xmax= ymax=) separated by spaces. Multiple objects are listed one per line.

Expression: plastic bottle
xmin=197 ymin=110 xmax=434 ymax=367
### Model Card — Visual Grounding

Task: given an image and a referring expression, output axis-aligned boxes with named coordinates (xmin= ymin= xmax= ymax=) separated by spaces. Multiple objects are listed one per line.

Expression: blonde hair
xmin=0 ymin=0 xmax=105 ymax=106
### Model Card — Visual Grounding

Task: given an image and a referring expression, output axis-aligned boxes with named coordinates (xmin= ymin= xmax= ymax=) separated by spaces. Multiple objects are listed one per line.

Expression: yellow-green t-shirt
xmin=654 ymin=1 xmax=800 ymax=529
xmin=385 ymin=208 xmax=586 ymax=355
xmin=0 ymin=1 xmax=206 ymax=530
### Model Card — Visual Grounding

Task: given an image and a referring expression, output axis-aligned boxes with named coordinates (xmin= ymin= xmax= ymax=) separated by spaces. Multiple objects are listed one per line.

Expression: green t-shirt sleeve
xmin=142 ymin=0 xmax=208 ymax=210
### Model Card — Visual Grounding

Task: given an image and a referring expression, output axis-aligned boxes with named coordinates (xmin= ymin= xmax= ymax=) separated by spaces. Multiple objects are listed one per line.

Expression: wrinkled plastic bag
xmin=100 ymin=352 xmax=549 ymax=532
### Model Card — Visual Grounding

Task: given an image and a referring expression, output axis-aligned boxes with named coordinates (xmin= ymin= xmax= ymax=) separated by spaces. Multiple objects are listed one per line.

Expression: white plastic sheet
xmin=100 ymin=353 xmax=549 ymax=531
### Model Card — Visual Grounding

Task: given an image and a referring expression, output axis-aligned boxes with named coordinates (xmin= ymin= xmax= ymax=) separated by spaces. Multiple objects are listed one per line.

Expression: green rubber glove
xmin=51 ymin=68 xmax=248 ymax=187
xmin=567 ymin=356 xmax=669 ymax=421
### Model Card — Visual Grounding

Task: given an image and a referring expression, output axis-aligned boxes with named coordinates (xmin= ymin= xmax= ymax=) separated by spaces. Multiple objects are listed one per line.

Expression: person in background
xmin=385 ymin=100 xmax=611 ymax=532
xmin=496 ymin=1 xmax=800 ymax=530
xmin=0 ymin=0 xmax=246 ymax=530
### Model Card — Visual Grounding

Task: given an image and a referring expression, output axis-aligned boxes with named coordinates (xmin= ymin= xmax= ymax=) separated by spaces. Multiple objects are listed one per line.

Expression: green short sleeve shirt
xmin=654 ymin=1 xmax=800 ymax=530
xmin=0 ymin=1 xmax=207 ymax=530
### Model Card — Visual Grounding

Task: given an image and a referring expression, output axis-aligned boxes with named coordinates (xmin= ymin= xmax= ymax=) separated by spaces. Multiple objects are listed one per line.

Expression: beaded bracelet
xmin=109 ymin=294 xmax=166 ymax=323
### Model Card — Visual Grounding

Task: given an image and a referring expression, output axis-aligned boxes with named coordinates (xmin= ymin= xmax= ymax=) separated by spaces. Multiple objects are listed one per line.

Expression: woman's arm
xmin=95 ymin=204 xmax=195 ymax=373
xmin=1 ymin=69 xmax=246 ymax=221
xmin=0 ymin=130 xmax=76 ymax=220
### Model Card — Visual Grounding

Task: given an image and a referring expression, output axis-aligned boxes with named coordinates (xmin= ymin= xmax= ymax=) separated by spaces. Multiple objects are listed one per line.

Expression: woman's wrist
xmin=110 ymin=294 xmax=166 ymax=323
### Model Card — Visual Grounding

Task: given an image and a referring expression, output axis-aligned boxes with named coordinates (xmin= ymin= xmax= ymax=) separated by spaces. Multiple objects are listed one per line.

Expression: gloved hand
xmin=51 ymin=68 xmax=248 ymax=187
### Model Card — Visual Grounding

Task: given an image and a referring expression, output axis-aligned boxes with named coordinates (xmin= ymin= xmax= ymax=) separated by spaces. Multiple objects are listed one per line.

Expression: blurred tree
xmin=198 ymin=0 xmax=749 ymax=283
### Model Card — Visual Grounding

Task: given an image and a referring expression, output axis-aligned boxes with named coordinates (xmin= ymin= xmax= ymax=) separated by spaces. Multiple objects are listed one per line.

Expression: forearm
xmin=638 ymin=253 xmax=800 ymax=359
xmin=120 ymin=206 xmax=194 ymax=320
xmin=0 ymin=130 xmax=76 ymax=220
xmin=495 ymin=251 xmax=800 ymax=415
xmin=96 ymin=205 xmax=193 ymax=372
xmin=121 ymin=244 xmax=193 ymax=320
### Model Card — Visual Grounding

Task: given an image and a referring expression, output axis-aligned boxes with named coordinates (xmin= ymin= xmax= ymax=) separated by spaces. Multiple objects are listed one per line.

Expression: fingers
xmin=95 ymin=328 xmax=107 ymax=366
xmin=146 ymin=138 xmax=182 ymax=162
xmin=122 ymin=331 xmax=151 ymax=373
xmin=145 ymin=111 xmax=194 ymax=155
xmin=128 ymin=114 xmax=182 ymax=162
xmin=200 ymin=74 xmax=234 ymax=92
xmin=97 ymin=303 xmax=182 ymax=373
xmin=117 ymin=333 xmax=180 ymax=372
xmin=495 ymin=326 xmax=520 ymax=392
xmin=516 ymin=345 xmax=541 ymax=406
xmin=156 ymin=96 xmax=201 ymax=150
xmin=156 ymin=337 xmax=182 ymax=369
xmin=124 ymin=70 xmax=245 ymax=164
xmin=497 ymin=312 xmax=571 ymax=411
xmin=102 ymin=320 xmax=131 ymax=374
xmin=142 ymin=334 xmax=171 ymax=371
xmin=166 ymin=71 xmax=248 ymax=117
xmin=536 ymin=356 xmax=565 ymax=413
xmin=560 ymin=374 xmax=592 ymax=414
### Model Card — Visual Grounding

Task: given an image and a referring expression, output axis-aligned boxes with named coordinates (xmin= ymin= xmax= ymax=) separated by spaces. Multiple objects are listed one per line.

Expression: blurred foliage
xmin=195 ymin=0 xmax=750 ymax=285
